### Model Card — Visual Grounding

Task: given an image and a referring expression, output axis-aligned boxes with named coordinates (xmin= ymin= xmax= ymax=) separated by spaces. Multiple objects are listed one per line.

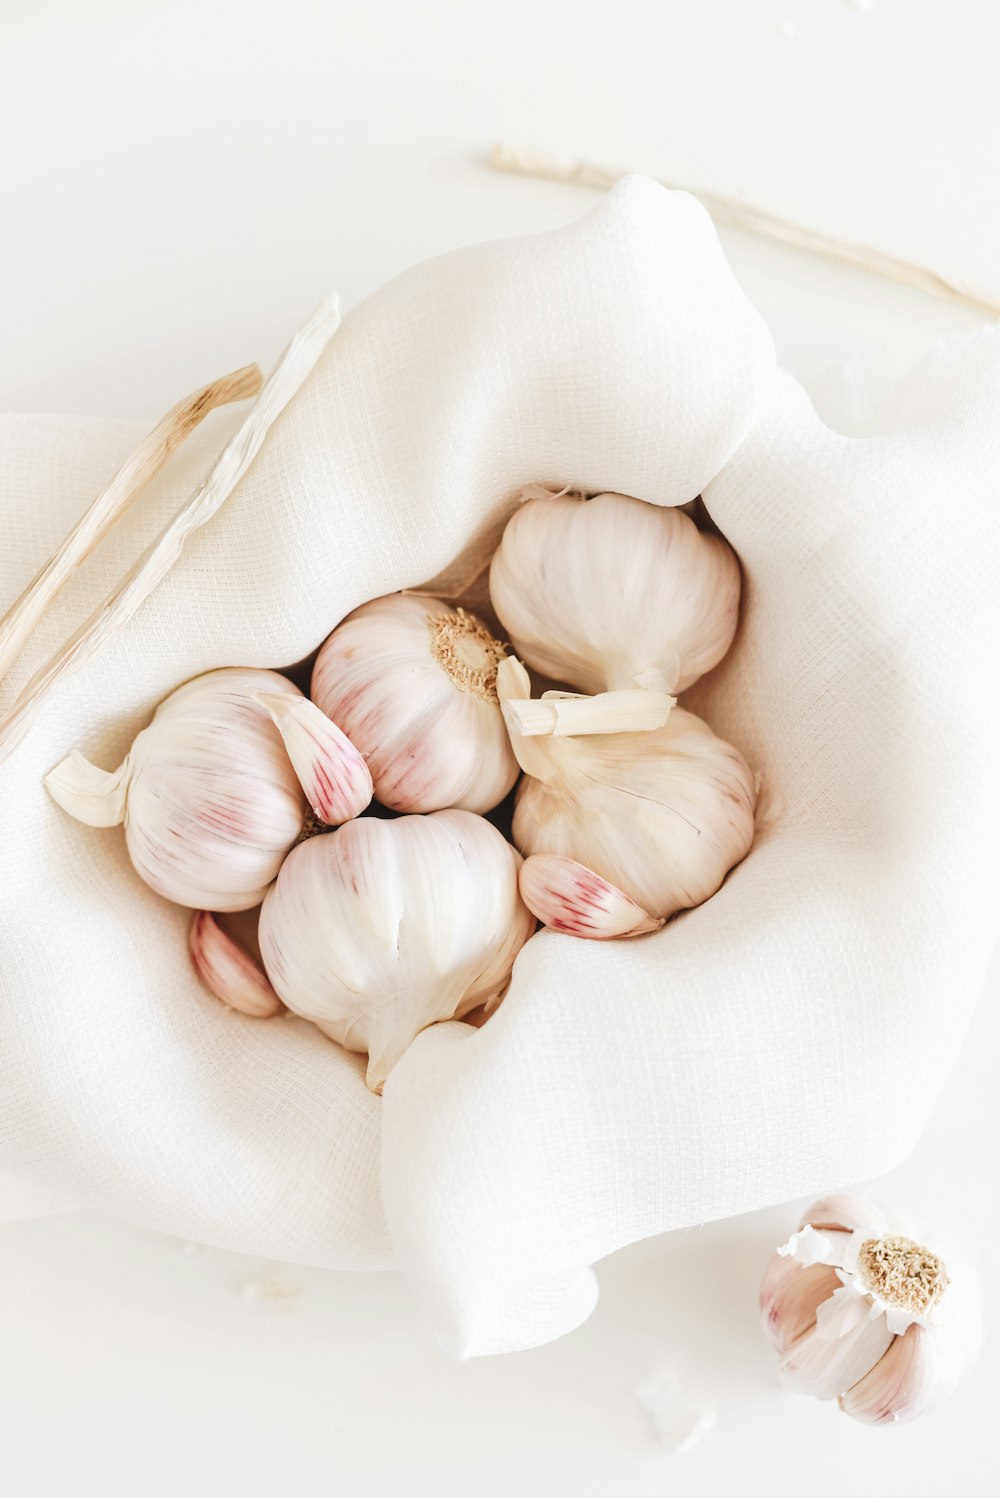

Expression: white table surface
xmin=1 ymin=3 xmax=998 ymax=1494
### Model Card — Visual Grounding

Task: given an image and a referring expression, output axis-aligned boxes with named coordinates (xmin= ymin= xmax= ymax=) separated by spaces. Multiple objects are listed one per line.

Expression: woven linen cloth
xmin=1 ymin=177 xmax=998 ymax=1355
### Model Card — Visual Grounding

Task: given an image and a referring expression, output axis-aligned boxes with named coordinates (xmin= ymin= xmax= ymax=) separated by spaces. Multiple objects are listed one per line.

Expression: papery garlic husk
xmin=46 ymin=668 xmax=372 ymax=911
xmin=489 ymin=489 xmax=741 ymax=703
xmin=760 ymin=1193 xmax=983 ymax=1425
xmin=499 ymin=658 xmax=755 ymax=924
xmin=258 ymin=808 xmax=536 ymax=1093
xmin=311 ymin=593 xmax=519 ymax=814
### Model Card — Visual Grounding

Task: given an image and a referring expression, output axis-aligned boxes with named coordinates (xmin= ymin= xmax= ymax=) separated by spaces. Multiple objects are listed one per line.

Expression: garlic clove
xmin=253 ymin=690 xmax=373 ymax=825
xmin=838 ymin=1325 xmax=932 ymax=1425
xmin=760 ymin=1254 xmax=844 ymax=1355
xmin=839 ymin=1309 xmax=975 ymax=1426
xmin=779 ymin=1290 xmax=895 ymax=1400
xmin=519 ymin=854 xmax=663 ymax=939
xmin=506 ymin=687 xmax=675 ymax=737
xmin=189 ymin=910 xmax=284 ymax=1018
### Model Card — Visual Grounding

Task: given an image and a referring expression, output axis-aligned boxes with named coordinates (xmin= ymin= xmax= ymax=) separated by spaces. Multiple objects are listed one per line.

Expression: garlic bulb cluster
xmin=46 ymin=668 xmax=372 ymax=910
xmin=312 ymin=593 xmax=519 ymax=814
xmin=761 ymin=1193 xmax=982 ymax=1425
xmin=499 ymin=657 xmax=755 ymax=930
xmin=48 ymin=478 xmax=756 ymax=1086
xmin=258 ymin=809 xmax=535 ymax=1092
xmin=490 ymin=489 xmax=740 ymax=702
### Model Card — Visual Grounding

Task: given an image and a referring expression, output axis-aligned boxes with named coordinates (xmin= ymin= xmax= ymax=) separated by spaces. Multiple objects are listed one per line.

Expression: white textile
xmin=1 ymin=177 xmax=997 ymax=1355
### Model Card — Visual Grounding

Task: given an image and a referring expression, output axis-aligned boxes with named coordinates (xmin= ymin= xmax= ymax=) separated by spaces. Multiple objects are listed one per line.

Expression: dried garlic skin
xmin=762 ymin=1193 xmax=983 ymax=1425
xmin=311 ymin=593 xmax=519 ymax=815
xmin=258 ymin=809 xmax=536 ymax=1093
xmin=500 ymin=659 xmax=755 ymax=922
xmin=489 ymin=490 xmax=741 ymax=697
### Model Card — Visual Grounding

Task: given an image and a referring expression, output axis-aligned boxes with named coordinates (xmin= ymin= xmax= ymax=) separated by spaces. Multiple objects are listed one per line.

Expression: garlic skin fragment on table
xmin=311 ymin=593 xmax=519 ymax=814
xmin=634 ymin=1368 xmax=718 ymax=1453
xmin=499 ymin=658 xmax=755 ymax=925
xmin=489 ymin=490 xmax=741 ymax=706
xmin=760 ymin=1193 xmax=982 ymax=1425
xmin=258 ymin=809 xmax=536 ymax=1093
xmin=45 ymin=668 xmax=370 ymax=912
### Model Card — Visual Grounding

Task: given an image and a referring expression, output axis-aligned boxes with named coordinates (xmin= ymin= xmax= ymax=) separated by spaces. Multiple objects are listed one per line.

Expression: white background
xmin=1 ymin=2 xmax=998 ymax=1494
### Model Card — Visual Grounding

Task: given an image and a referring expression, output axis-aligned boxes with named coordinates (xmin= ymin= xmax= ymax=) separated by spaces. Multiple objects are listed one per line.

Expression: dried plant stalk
xmin=0 ymin=364 xmax=263 ymax=685
xmin=0 ymin=295 xmax=342 ymax=765
xmin=490 ymin=143 xmax=1000 ymax=317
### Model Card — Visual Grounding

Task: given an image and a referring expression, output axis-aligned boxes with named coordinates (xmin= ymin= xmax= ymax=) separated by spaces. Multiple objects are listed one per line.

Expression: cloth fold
xmin=1 ymin=177 xmax=997 ymax=1355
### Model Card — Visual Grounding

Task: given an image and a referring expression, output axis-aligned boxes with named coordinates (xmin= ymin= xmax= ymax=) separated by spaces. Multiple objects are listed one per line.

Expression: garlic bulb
xmin=46 ymin=667 xmax=372 ymax=911
xmin=499 ymin=657 xmax=755 ymax=929
xmin=489 ymin=490 xmax=741 ymax=702
xmin=311 ymin=593 xmax=519 ymax=814
xmin=258 ymin=809 xmax=536 ymax=1092
xmin=761 ymin=1193 xmax=982 ymax=1424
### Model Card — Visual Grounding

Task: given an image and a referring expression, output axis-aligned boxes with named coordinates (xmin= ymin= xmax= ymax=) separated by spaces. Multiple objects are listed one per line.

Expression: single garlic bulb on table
xmin=257 ymin=809 xmax=536 ymax=1093
xmin=46 ymin=667 xmax=373 ymax=910
xmin=490 ymin=490 xmax=741 ymax=718
xmin=761 ymin=1193 xmax=982 ymax=1424
xmin=311 ymin=593 xmax=519 ymax=814
xmin=499 ymin=657 xmax=755 ymax=937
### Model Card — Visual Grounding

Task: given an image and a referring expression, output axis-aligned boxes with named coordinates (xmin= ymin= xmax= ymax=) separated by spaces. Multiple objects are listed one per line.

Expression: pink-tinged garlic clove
xmin=254 ymin=691 xmax=373 ymax=826
xmin=779 ymin=1293 xmax=894 ymax=1400
xmin=839 ymin=1278 xmax=982 ymax=1425
xmin=189 ymin=910 xmax=284 ymax=1018
xmin=839 ymin=1325 xmax=933 ymax=1425
xmin=519 ymin=854 xmax=664 ymax=939
xmin=759 ymin=1254 xmax=843 ymax=1356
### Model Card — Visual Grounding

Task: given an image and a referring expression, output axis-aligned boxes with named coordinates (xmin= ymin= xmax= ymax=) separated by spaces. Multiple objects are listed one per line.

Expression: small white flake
xmin=778 ymin=1224 xmax=836 ymax=1267
xmin=635 ymin=1369 xmax=718 ymax=1453
xmin=238 ymin=1264 xmax=305 ymax=1311
xmin=777 ymin=19 xmax=796 ymax=37
xmin=847 ymin=0 xmax=875 ymax=11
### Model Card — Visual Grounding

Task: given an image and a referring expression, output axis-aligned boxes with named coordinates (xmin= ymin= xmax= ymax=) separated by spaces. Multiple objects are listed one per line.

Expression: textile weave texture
xmin=1 ymin=177 xmax=997 ymax=1355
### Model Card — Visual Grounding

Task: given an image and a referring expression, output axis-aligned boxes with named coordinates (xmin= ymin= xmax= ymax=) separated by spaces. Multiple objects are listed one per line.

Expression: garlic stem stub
xmin=761 ymin=1194 xmax=982 ymax=1425
xmin=46 ymin=668 xmax=372 ymax=911
xmin=489 ymin=489 xmax=741 ymax=706
xmin=311 ymin=593 xmax=520 ymax=815
xmin=258 ymin=808 xmax=536 ymax=1093
xmin=499 ymin=657 xmax=756 ymax=925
